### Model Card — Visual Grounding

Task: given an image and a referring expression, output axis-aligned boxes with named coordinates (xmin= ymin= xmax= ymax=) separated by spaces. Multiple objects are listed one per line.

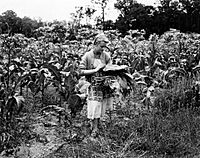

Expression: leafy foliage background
xmin=0 ymin=23 xmax=200 ymax=158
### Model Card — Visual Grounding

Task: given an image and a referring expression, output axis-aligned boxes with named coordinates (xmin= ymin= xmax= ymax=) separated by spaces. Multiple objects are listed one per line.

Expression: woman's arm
xmin=79 ymin=51 xmax=106 ymax=76
xmin=79 ymin=52 xmax=97 ymax=76
xmin=80 ymin=63 xmax=105 ymax=76
xmin=79 ymin=69 xmax=97 ymax=76
xmin=105 ymin=52 xmax=112 ymax=65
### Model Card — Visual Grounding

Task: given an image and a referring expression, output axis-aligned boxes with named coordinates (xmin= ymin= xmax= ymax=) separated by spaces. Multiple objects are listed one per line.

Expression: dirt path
xmin=1 ymin=97 xmax=144 ymax=158
xmin=13 ymin=103 xmax=90 ymax=158
xmin=10 ymin=113 xmax=65 ymax=158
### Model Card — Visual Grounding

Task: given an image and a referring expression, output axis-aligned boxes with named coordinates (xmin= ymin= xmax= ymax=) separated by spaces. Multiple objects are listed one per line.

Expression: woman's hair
xmin=93 ymin=33 xmax=109 ymax=45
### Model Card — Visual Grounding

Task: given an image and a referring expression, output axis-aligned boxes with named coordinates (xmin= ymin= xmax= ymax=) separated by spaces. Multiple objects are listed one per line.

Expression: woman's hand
xmin=95 ymin=63 xmax=106 ymax=72
xmin=79 ymin=63 xmax=106 ymax=76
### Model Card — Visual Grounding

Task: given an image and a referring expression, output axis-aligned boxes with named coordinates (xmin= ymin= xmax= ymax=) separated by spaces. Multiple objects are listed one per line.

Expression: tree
xmin=21 ymin=17 xmax=43 ymax=37
xmin=114 ymin=0 xmax=200 ymax=36
xmin=114 ymin=0 xmax=157 ymax=36
xmin=104 ymin=20 xmax=116 ymax=30
xmin=114 ymin=0 xmax=137 ymax=35
xmin=0 ymin=10 xmax=21 ymax=35
xmin=158 ymin=0 xmax=200 ymax=33
xmin=91 ymin=0 xmax=109 ymax=30
xmin=85 ymin=6 xmax=96 ymax=25
xmin=70 ymin=6 xmax=85 ymax=32
xmin=0 ymin=10 xmax=44 ymax=37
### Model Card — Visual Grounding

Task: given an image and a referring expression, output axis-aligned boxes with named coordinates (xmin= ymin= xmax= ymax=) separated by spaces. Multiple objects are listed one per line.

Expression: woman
xmin=79 ymin=33 xmax=113 ymax=137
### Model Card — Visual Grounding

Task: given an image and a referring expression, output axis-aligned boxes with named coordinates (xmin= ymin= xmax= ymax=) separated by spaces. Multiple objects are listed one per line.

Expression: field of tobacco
xmin=1 ymin=25 xmax=200 ymax=158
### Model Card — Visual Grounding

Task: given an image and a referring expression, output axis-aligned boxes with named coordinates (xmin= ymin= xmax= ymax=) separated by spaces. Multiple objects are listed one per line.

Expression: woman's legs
xmin=101 ymin=97 xmax=114 ymax=120
xmin=87 ymin=100 xmax=102 ymax=137
xmin=91 ymin=118 xmax=99 ymax=131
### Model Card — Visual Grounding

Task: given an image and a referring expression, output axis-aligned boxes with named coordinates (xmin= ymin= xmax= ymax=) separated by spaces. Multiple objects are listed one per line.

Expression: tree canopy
xmin=114 ymin=0 xmax=200 ymax=37
xmin=1 ymin=0 xmax=200 ymax=38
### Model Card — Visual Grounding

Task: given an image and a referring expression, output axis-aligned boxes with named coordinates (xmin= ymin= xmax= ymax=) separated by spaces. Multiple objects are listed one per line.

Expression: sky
xmin=0 ymin=0 xmax=159 ymax=22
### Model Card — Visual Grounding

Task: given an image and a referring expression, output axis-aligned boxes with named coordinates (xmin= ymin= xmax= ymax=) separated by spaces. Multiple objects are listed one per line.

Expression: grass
xmin=2 ymin=78 xmax=200 ymax=158
xmin=47 ymin=78 xmax=200 ymax=158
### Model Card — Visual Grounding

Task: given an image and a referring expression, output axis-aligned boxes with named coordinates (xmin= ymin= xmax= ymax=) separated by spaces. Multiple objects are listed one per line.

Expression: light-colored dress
xmin=81 ymin=54 xmax=113 ymax=119
xmin=87 ymin=59 xmax=113 ymax=119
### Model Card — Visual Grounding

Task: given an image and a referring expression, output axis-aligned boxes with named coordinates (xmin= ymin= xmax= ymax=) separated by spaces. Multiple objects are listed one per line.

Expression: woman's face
xmin=94 ymin=41 xmax=107 ymax=55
